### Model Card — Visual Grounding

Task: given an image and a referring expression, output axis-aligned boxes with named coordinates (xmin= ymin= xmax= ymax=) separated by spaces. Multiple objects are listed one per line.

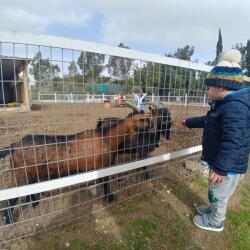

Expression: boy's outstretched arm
xmin=183 ymin=116 xmax=207 ymax=128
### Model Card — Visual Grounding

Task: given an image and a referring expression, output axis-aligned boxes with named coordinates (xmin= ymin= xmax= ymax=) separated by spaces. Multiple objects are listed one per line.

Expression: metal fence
xmin=0 ymin=31 xmax=211 ymax=243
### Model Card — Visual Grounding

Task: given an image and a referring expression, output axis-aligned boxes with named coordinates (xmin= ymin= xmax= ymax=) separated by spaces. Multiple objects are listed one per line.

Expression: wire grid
xmin=0 ymin=40 xmax=209 ymax=243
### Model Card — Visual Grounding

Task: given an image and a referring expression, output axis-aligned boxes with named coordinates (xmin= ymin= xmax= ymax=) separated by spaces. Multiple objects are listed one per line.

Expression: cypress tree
xmin=216 ymin=28 xmax=223 ymax=64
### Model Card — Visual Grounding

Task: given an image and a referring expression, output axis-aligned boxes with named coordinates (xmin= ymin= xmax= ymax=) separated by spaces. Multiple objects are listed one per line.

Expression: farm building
xmin=0 ymin=57 xmax=30 ymax=111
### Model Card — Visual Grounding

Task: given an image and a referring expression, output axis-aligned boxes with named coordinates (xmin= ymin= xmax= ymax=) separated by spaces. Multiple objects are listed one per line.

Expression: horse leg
xmin=26 ymin=194 xmax=40 ymax=208
xmin=142 ymin=166 xmax=150 ymax=180
xmin=4 ymin=198 xmax=18 ymax=224
xmin=138 ymin=147 xmax=150 ymax=180
xmin=102 ymin=152 xmax=117 ymax=202
xmin=102 ymin=176 xmax=115 ymax=202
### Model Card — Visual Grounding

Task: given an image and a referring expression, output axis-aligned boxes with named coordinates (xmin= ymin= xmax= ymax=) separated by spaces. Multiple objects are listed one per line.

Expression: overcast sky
xmin=0 ymin=0 xmax=249 ymax=62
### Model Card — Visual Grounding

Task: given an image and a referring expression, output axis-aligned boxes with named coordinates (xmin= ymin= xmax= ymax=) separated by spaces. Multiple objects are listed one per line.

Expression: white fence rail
xmin=37 ymin=93 xmax=209 ymax=107
xmin=0 ymin=146 xmax=202 ymax=201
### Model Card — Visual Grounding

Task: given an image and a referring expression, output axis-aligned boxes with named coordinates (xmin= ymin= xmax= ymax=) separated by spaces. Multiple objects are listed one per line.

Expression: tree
xmin=166 ymin=45 xmax=195 ymax=61
xmin=215 ymin=28 xmax=223 ymax=64
xmin=232 ymin=43 xmax=247 ymax=69
xmin=30 ymin=52 xmax=60 ymax=86
xmin=205 ymin=60 xmax=215 ymax=66
xmin=77 ymin=52 xmax=104 ymax=82
xmin=245 ymin=40 xmax=250 ymax=76
xmin=68 ymin=61 xmax=78 ymax=76
xmin=108 ymin=43 xmax=132 ymax=82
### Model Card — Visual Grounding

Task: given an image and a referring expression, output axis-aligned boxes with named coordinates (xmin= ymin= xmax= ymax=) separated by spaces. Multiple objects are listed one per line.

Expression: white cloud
xmin=89 ymin=0 xmax=250 ymax=51
xmin=0 ymin=0 xmax=92 ymax=33
xmin=0 ymin=0 xmax=249 ymax=57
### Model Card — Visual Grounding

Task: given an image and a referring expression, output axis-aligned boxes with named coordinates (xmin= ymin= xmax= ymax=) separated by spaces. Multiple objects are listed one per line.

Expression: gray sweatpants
xmin=208 ymin=174 xmax=245 ymax=224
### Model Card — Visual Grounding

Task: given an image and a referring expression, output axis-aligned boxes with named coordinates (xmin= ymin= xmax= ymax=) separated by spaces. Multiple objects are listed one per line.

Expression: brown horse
xmin=1 ymin=106 xmax=155 ymax=224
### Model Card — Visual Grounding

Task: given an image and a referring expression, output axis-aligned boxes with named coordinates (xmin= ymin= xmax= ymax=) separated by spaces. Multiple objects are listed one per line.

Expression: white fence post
xmin=71 ymin=93 xmax=73 ymax=103
xmin=168 ymin=92 xmax=170 ymax=103
xmin=203 ymin=93 xmax=206 ymax=107
xmin=102 ymin=93 xmax=105 ymax=102
xmin=54 ymin=93 xmax=57 ymax=103
xmin=152 ymin=94 xmax=154 ymax=102
xmin=87 ymin=93 xmax=90 ymax=103
xmin=184 ymin=93 xmax=188 ymax=106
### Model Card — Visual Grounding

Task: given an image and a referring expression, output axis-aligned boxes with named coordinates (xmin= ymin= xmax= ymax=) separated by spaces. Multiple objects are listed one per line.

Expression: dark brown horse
xmin=96 ymin=105 xmax=172 ymax=179
xmin=0 ymin=107 xmax=155 ymax=224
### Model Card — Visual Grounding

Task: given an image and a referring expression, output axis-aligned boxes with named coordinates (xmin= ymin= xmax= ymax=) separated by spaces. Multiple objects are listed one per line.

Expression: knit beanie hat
xmin=205 ymin=49 xmax=244 ymax=90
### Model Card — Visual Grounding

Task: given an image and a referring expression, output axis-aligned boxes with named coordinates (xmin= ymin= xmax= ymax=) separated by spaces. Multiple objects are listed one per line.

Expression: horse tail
xmin=0 ymin=145 xmax=13 ymax=159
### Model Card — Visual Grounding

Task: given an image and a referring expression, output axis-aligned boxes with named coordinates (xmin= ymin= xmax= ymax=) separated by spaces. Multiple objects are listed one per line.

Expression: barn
xmin=0 ymin=57 xmax=30 ymax=111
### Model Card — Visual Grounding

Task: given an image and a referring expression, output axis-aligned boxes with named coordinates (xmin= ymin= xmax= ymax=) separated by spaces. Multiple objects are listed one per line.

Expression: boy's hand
xmin=182 ymin=119 xmax=187 ymax=127
xmin=209 ymin=170 xmax=224 ymax=184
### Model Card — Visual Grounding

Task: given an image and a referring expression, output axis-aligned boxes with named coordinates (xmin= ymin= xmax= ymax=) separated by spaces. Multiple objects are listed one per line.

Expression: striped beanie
xmin=205 ymin=49 xmax=244 ymax=90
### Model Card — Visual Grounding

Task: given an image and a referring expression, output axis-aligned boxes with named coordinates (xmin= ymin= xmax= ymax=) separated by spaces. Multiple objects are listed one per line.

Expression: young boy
xmin=183 ymin=49 xmax=250 ymax=232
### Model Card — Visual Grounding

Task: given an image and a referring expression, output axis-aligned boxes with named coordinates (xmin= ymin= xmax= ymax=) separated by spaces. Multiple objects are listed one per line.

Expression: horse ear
xmin=148 ymin=105 xmax=157 ymax=115
xmin=96 ymin=118 xmax=102 ymax=128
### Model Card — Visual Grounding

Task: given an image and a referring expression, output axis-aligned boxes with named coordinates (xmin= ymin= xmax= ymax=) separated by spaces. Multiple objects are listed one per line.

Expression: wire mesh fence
xmin=0 ymin=32 xmax=211 ymax=243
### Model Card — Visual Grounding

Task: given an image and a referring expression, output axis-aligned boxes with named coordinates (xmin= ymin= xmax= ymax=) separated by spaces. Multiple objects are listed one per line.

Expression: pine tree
xmin=215 ymin=28 xmax=223 ymax=64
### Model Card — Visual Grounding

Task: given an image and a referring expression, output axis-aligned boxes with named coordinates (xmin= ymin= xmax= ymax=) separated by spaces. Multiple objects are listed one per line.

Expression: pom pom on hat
xmin=205 ymin=49 xmax=245 ymax=90
xmin=218 ymin=49 xmax=241 ymax=63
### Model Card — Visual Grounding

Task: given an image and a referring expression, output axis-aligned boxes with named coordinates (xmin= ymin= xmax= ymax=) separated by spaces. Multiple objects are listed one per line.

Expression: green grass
xmin=122 ymin=207 xmax=140 ymax=214
xmin=240 ymin=185 xmax=250 ymax=207
xmin=227 ymin=211 xmax=250 ymax=250
xmin=226 ymin=182 xmax=250 ymax=250
xmin=194 ymin=174 xmax=208 ymax=189
xmin=121 ymin=218 xmax=158 ymax=249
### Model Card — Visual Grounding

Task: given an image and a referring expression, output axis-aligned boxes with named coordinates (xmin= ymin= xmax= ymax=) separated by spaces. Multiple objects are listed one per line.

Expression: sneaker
xmin=193 ymin=214 xmax=224 ymax=232
xmin=196 ymin=204 xmax=211 ymax=215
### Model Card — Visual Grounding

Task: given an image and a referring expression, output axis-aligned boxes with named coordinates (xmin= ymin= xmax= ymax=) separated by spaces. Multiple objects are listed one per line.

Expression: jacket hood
xmin=223 ymin=88 xmax=250 ymax=109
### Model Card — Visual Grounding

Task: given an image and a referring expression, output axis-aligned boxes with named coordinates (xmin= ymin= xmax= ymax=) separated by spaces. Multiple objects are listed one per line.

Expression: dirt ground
xmin=0 ymin=102 xmax=210 ymax=245
xmin=0 ymin=102 xmax=206 ymax=147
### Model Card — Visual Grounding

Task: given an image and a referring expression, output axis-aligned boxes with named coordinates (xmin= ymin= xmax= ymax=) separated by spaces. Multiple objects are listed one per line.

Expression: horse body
xmin=1 ymin=110 xmax=154 ymax=224
xmin=97 ymin=106 xmax=172 ymax=157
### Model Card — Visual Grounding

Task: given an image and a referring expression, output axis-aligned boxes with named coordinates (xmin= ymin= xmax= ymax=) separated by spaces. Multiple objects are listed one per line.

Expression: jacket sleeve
xmin=185 ymin=116 xmax=206 ymax=128
xmin=212 ymin=103 xmax=249 ymax=176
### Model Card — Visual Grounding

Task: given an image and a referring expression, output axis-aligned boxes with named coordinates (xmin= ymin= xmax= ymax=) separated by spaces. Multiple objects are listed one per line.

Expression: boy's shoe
xmin=196 ymin=204 xmax=211 ymax=215
xmin=193 ymin=214 xmax=224 ymax=232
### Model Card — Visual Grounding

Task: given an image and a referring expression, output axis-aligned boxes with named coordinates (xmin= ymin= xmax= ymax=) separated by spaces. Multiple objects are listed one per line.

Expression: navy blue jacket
xmin=185 ymin=88 xmax=250 ymax=176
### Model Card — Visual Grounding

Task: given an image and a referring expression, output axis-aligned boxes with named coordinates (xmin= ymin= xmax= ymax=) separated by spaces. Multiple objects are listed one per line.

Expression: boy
xmin=183 ymin=50 xmax=250 ymax=232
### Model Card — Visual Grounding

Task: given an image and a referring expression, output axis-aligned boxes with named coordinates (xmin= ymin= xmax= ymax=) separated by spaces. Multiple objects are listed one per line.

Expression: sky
xmin=0 ymin=0 xmax=249 ymax=63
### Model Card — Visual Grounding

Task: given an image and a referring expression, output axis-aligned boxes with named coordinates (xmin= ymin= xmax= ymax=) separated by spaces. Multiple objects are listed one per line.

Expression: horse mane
xmin=95 ymin=118 xmax=124 ymax=134
xmin=95 ymin=110 xmax=146 ymax=134
xmin=126 ymin=110 xmax=145 ymax=117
